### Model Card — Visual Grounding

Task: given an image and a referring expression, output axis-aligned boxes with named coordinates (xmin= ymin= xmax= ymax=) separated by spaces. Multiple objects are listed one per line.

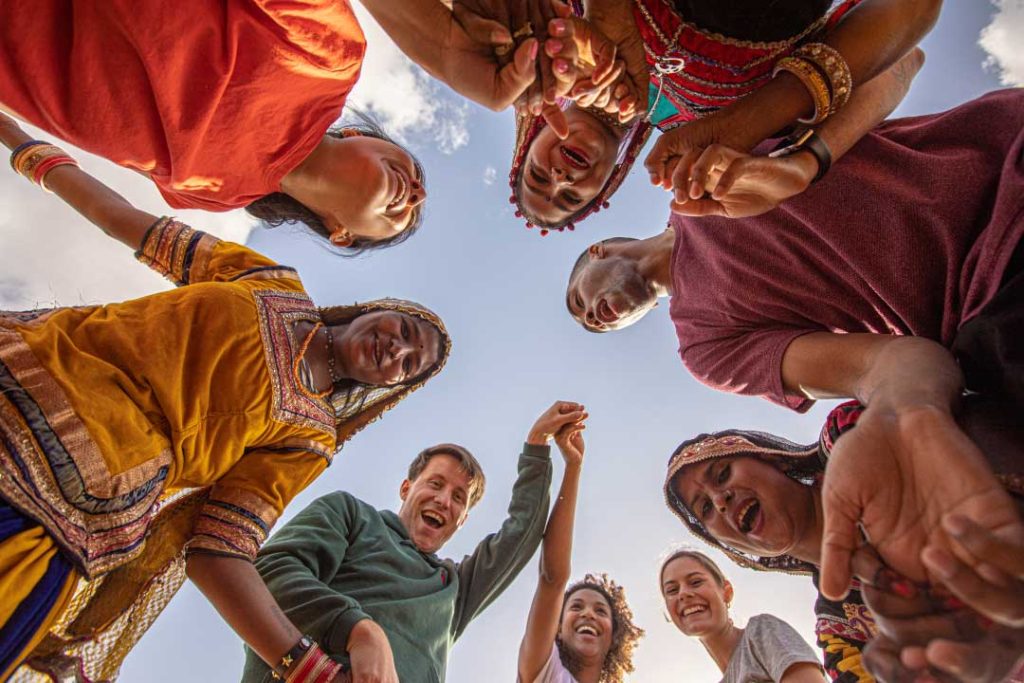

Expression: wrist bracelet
xmin=769 ymin=129 xmax=832 ymax=183
xmin=272 ymin=635 xmax=314 ymax=680
xmin=773 ymin=56 xmax=832 ymax=125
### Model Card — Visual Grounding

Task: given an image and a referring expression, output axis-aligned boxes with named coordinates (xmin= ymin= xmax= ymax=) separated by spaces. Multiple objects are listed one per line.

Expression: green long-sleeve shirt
xmin=240 ymin=444 xmax=552 ymax=683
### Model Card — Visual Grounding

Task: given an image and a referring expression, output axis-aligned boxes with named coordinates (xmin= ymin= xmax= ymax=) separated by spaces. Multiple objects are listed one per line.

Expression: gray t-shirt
xmin=721 ymin=614 xmax=823 ymax=683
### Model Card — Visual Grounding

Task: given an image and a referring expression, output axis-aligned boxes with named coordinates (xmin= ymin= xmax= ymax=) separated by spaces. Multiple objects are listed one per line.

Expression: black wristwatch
xmin=769 ymin=128 xmax=832 ymax=183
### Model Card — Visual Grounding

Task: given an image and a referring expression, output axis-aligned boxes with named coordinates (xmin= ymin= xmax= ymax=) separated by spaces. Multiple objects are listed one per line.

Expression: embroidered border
xmin=135 ymin=217 xmax=218 ymax=286
xmin=188 ymin=487 xmax=278 ymax=561
xmin=0 ymin=330 xmax=170 ymax=577
xmin=252 ymin=290 xmax=335 ymax=437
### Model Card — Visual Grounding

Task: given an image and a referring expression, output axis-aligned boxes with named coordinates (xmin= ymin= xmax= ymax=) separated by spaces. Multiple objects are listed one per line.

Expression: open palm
xmin=820 ymin=405 xmax=1023 ymax=601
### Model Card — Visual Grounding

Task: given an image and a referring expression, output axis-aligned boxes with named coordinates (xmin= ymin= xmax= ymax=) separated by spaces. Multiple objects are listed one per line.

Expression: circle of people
xmin=0 ymin=1 xmax=1021 ymax=682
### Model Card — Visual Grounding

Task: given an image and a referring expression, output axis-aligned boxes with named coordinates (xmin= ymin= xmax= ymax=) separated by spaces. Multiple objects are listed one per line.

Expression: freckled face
xmin=397 ymin=454 xmax=472 ymax=553
xmin=519 ymin=109 xmax=620 ymax=226
xmin=672 ymin=456 xmax=817 ymax=558
xmin=661 ymin=557 xmax=731 ymax=637
xmin=336 ymin=311 xmax=441 ymax=386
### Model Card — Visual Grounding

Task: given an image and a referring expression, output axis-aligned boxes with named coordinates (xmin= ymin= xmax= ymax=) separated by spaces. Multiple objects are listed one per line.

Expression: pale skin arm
xmin=780 ymin=662 xmax=827 ymax=683
xmin=518 ymin=402 xmax=587 ymax=682
xmin=0 ymin=112 xmax=155 ymax=251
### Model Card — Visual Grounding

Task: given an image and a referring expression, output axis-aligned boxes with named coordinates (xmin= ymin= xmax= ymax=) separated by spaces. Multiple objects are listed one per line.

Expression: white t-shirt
xmin=527 ymin=644 xmax=579 ymax=683
xmin=721 ymin=614 xmax=823 ymax=683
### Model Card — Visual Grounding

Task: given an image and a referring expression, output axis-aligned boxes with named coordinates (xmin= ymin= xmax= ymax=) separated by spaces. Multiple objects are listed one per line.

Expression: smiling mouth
xmin=575 ymin=624 xmax=599 ymax=637
xmin=560 ymin=145 xmax=590 ymax=170
xmin=422 ymin=510 xmax=445 ymax=529
xmin=387 ymin=165 xmax=409 ymax=212
xmin=372 ymin=332 xmax=382 ymax=370
xmin=736 ymin=499 xmax=760 ymax=534
xmin=681 ymin=604 xmax=708 ymax=618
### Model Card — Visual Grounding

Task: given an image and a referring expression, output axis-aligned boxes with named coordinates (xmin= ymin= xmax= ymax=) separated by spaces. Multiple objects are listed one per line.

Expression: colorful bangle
xmin=288 ymin=642 xmax=341 ymax=683
xmin=773 ymin=56 xmax=832 ymax=125
xmin=33 ymin=155 xmax=78 ymax=191
xmin=793 ymin=43 xmax=852 ymax=114
xmin=9 ymin=140 xmax=49 ymax=172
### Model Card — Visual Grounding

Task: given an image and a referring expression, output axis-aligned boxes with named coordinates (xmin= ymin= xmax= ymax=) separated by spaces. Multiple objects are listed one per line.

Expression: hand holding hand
xmin=922 ymin=514 xmax=1024 ymax=629
xmin=667 ymin=144 xmax=818 ymax=218
xmin=553 ymin=420 xmax=585 ymax=467
xmin=644 ymin=108 xmax=766 ymax=192
xmin=527 ymin=401 xmax=587 ymax=446
xmin=346 ymin=620 xmax=398 ymax=683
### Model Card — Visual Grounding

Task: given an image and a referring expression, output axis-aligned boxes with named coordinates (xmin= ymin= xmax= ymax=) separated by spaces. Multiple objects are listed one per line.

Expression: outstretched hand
xmin=667 ymin=144 xmax=818 ymax=218
xmin=527 ymin=401 xmax=587 ymax=447
xmin=819 ymin=403 xmax=1023 ymax=604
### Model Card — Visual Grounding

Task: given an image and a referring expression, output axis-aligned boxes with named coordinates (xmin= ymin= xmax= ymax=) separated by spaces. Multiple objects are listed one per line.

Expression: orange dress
xmin=0 ymin=218 xmax=338 ymax=578
xmin=0 ymin=0 xmax=366 ymax=210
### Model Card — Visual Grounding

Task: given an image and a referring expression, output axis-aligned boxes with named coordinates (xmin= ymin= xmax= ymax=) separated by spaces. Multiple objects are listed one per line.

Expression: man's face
xmin=566 ymin=243 xmax=657 ymax=332
xmin=397 ymin=454 xmax=473 ymax=553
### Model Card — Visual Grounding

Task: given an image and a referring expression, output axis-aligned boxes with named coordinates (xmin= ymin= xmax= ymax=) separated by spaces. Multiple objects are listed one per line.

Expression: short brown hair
xmin=407 ymin=443 xmax=486 ymax=508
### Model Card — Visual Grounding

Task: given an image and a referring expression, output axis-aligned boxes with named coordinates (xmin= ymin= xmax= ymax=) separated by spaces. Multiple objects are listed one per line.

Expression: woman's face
xmin=559 ymin=588 xmax=614 ymax=663
xmin=672 ymin=455 xmax=818 ymax=558
xmin=661 ymin=557 xmax=731 ymax=637
xmin=518 ymin=108 xmax=621 ymax=226
xmin=320 ymin=136 xmax=426 ymax=244
xmin=336 ymin=311 xmax=442 ymax=386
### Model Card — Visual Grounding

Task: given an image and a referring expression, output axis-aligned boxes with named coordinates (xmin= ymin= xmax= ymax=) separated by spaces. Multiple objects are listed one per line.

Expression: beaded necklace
xmin=292 ymin=322 xmax=339 ymax=400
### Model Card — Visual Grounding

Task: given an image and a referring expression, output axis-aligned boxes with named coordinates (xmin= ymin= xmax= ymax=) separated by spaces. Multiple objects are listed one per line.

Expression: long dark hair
xmin=246 ymin=111 xmax=425 ymax=256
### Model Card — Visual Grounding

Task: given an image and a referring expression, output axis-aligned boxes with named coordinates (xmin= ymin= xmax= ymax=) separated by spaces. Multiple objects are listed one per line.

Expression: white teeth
xmin=422 ymin=511 xmax=444 ymax=528
xmin=736 ymin=500 xmax=756 ymax=530
xmin=576 ymin=625 xmax=598 ymax=636
xmin=682 ymin=605 xmax=707 ymax=616
xmin=389 ymin=173 xmax=407 ymax=210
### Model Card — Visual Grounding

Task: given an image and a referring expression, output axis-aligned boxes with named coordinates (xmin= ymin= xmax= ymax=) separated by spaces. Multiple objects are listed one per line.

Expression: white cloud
xmin=483 ymin=166 xmax=497 ymax=185
xmin=347 ymin=4 xmax=471 ymax=154
xmin=980 ymin=0 xmax=1024 ymax=86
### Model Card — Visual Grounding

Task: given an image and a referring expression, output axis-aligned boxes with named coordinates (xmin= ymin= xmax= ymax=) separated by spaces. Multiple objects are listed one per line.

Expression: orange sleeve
xmin=187 ymin=439 xmax=332 ymax=561
xmin=135 ymin=217 xmax=301 ymax=286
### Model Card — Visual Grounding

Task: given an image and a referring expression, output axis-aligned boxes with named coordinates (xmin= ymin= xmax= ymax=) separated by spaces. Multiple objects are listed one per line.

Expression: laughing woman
xmin=517 ymin=404 xmax=643 ymax=683
xmin=0 ymin=114 xmax=450 ymax=681
xmin=662 ymin=400 xmax=1024 ymax=683
xmin=660 ymin=550 xmax=824 ymax=683
xmin=0 ymin=0 xmax=542 ymax=252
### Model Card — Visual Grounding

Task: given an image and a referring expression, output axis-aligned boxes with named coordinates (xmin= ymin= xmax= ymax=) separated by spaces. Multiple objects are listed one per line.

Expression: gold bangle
xmin=773 ymin=56 xmax=832 ymax=125
xmin=794 ymin=43 xmax=852 ymax=113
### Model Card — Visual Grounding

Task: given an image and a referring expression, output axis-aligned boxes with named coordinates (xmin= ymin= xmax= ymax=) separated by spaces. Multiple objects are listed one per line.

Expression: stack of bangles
xmin=9 ymin=140 xmax=79 ymax=192
xmin=772 ymin=42 xmax=853 ymax=125
xmin=271 ymin=636 xmax=342 ymax=683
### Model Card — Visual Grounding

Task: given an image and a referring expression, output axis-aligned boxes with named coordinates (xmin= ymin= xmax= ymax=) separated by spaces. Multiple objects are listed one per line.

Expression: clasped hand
xmin=452 ymin=0 xmax=641 ymax=137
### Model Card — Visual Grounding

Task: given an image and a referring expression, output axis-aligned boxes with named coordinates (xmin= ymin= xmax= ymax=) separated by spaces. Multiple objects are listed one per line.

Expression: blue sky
xmin=0 ymin=1 xmax=1019 ymax=681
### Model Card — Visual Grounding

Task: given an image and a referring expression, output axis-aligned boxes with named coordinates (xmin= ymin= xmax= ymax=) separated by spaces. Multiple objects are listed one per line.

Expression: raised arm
xmin=517 ymin=401 xmax=587 ymax=682
xmin=0 ymin=112 xmax=156 ymax=251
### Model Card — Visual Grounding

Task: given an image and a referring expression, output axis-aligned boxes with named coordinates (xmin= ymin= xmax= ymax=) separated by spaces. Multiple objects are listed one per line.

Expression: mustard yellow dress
xmin=0 ymin=218 xmax=345 ymax=678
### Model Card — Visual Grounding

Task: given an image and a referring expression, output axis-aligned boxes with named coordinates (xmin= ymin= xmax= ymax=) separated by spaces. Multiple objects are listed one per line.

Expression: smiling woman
xmin=659 ymin=550 xmax=824 ymax=683
xmin=247 ymin=115 xmax=428 ymax=255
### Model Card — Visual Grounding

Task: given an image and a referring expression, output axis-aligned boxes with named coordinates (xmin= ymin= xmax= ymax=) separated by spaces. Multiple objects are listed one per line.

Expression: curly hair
xmin=556 ymin=574 xmax=644 ymax=683
xmin=245 ymin=110 xmax=425 ymax=256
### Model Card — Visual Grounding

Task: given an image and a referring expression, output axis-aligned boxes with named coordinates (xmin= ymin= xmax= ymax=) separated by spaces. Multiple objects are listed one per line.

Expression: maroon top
xmin=669 ymin=89 xmax=1024 ymax=411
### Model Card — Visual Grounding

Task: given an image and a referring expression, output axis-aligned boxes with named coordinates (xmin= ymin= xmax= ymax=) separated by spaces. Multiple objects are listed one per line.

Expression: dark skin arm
xmin=646 ymin=0 xmax=943 ymax=186
xmin=780 ymin=333 xmax=1023 ymax=604
xmin=0 ymin=112 xmax=155 ymax=251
